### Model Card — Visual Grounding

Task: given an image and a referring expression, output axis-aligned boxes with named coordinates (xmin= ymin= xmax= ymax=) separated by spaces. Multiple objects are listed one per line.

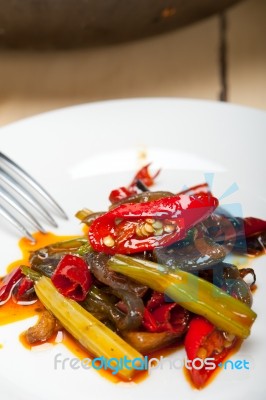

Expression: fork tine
xmin=0 ymin=152 xmax=68 ymax=220
xmin=0 ymin=167 xmax=58 ymax=227
xmin=0 ymin=185 xmax=46 ymax=233
xmin=0 ymin=204 xmax=36 ymax=243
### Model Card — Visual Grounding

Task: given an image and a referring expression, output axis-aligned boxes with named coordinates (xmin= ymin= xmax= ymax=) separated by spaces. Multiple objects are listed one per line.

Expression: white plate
xmin=0 ymin=98 xmax=265 ymax=400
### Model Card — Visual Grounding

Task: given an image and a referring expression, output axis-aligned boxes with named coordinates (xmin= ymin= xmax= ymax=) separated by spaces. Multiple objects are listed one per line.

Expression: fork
xmin=0 ymin=152 xmax=68 ymax=243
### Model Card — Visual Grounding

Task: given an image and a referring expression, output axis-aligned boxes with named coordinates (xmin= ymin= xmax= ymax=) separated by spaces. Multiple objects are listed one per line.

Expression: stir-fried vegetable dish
xmin=1 ymin=164 xmax=265 ymax=388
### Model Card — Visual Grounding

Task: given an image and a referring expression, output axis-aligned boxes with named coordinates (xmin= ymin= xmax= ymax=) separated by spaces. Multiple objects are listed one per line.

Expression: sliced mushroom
xmin=25 ymin=310 xmax=61 ymax=344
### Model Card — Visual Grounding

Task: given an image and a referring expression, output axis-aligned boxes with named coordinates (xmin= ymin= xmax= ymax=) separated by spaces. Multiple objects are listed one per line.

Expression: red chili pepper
xmin=89 ymin=193 xmax=218 ymax=255
xmin=13 ymin=276 xmax=35 ymax=302
xmin=129 ymin=163 xmax=160 ymax=188
xmin=0 ymin=267 xmax=23 ymax=305
xmin=142 ymin=291 xmax=165 ymax=331
xmin=143 ymin=309 xmax=159 ymax=332
xmin=109 ymin=164 xmax=160 ymax=204
xmin=51 ymin=254 xmax=92 ymax=301
xmin=243 ymin=217 xmax=266 ymax=238
xmin=146 ymin=291 xmax=165 ymax=311
xmin=143 ymin=304 xmax=189 ymax=334
xmin=142 ymin=292 xmax=190 ymax=333
xmin=184 ymin=317 xmax=233 ymax=388
xmin=109 ymin=186 xmax=137 ymax=204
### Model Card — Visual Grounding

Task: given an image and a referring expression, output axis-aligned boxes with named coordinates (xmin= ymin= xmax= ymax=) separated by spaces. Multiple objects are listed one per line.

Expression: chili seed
xmin=141 ymin=225 xmax=150 ymax=237
xmin=214 ymin=347 xmax=223 ymax=354
xmin=164 ymin=224 xmax=176 ymax=233
xmin=152 ymin=221 xmax=163 ymax=230
xmin=136 ymin=225 xmax=143 ymax=237
xmin=197 ymin=347 xmax=207 ymax=359
xmin=146 ymin=218 xmax=155 ymax=224
xmin=144 ymin=223 xmax=154 ymax=233
xmin=154 ymin=228 xmax=163 ymax=236
xmin=223 ymin=332 xmax=235 ymax=342
xmin=103 ymin=235 xmax=115 ymax=247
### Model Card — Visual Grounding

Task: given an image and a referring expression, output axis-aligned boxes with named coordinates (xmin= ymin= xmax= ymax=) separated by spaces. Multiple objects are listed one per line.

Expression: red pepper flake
xmin=243 ymin=217 xmax=266 ymax=238
xmin=0 ymin=267 xmax=23 ymax=305
xmin=142 ymin=291 xmax=190 ymax=334
xmin=109 ymin=164 xmax=160 ymax=204
xmin=13 ymin=276 xmax=34 ymax=302
xmin=109 ymin=186 xmax=136 ymax=204
xmin=129 ymin=163 xmax=160 ymax=189
xmin=146 ymin=291 xmax=165 ymax=311
xmin=51 ymin=255 xmax=92 ymax=301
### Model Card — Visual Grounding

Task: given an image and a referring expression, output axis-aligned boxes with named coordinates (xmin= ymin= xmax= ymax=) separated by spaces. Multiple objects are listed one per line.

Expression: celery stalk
xmin=35 ymin=276 xmax=143 ymax=380
xmin=108 ymin=255 xmax=257 ymax=339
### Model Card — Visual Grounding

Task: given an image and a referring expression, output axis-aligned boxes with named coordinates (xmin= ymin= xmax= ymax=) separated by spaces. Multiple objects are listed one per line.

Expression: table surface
xmin=0 ymin=0 xmax=265 ymax=127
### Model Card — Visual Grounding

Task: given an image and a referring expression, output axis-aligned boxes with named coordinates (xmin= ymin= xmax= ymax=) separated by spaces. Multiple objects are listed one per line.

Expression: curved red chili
xmin=109 ymin=186 xmax=136 ymax=204
xmin=89 ymin=193 xmax=219 ymax=255
xmin=142 ymin=292 xmax=190 ymax=334
xmin=109 ymin=163 xmax=160 ymax=204
xmin=243 ymin=217 xmax=266 ymax=238
xmin=51 ymin=254 xmax=92 ymax=301
xmin=13 ymin=276 xmax=35 ymax=302
xmin=129 ymin=163 xmax=160 ymax=188
xmin=185 ymin=316 xmax=235 ymax=388
xmin=0 ymin=267 xmax=23 ymax=305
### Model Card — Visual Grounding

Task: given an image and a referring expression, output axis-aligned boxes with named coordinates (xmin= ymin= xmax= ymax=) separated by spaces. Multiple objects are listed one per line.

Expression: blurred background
xmin=0 ymin=0 xmax=265 ymax=126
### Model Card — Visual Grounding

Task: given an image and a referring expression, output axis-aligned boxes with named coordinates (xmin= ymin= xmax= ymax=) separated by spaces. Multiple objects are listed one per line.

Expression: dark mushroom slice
xmin=86 ymin=252 xmax=148 ymax=297
xmin=203 ymin=210 xmax=266 ymax=256
xmin=109 ymin=288 xmax=144 ymax=331
xmin=25 ymin=310 xmax=61 ymax=344
xmin=29 ymin=237 xmax=89 ymax=268
xmin=239 ymin=268 xmax=256 ymax=287
xmin=81 ymin=285 xmax=144 ymax=331
xmin=81 ymin=288 xmax=124 ymax=331
xmin=199 ymin=262 xmax=253 ymax=307
xmin=224 ymin=278 xmax=253 ymax=307
xmin=30 ymin=237 xmax=92 ymax=276
xmin=30 ymin=252 xmax=62 ymax=270
xmin=233 ymin=231 xmax=266 ymax=256
xmin=121 ymin=331 xmax=181 ymax=354
xmin=153 ymin=236 xmax=226 ymax=272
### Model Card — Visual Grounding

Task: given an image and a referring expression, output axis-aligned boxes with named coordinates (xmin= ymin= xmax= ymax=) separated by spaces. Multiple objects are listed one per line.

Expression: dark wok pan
xmin=0 ymin=0 xmax=243 ymax=49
